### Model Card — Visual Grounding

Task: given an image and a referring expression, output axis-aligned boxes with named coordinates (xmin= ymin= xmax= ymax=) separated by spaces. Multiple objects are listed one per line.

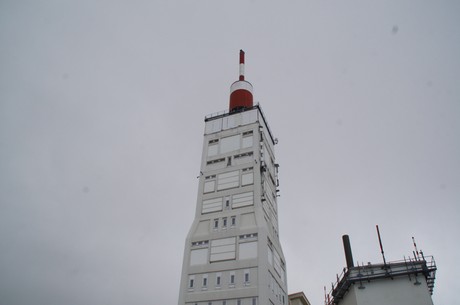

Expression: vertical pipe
xmin=342 ymin=235 xmax=354 ymax=268
xmin=376 ymin=225 xmax=387 ymax=266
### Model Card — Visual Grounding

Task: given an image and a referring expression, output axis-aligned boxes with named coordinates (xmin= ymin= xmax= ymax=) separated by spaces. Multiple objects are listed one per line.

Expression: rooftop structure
xmin=289 ymin=292 xmax=311 ymax=305
xmin=325 ymin=233 xmax=437 ymax=305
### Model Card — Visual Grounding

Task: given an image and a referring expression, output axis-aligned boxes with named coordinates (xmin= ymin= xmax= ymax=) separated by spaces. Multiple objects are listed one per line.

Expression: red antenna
xmin=239 ymin=50 xmax=245 ymax=80
xmin=229 ymin=50 xmax=253 ymax=112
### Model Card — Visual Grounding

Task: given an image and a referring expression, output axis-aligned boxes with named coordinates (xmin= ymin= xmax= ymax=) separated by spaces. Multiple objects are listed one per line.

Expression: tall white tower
xmin=178 ymin=51 xmax=288 ymax=305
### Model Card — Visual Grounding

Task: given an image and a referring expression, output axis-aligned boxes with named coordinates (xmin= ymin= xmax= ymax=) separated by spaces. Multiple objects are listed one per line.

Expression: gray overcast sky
xmin=1 ymin=1 xmax=459 ymax=305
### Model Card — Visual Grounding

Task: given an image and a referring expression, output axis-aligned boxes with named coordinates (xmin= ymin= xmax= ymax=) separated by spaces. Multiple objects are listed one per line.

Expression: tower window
xmin=230 ymin=271 xmax=235 ymax=285
xmin=222 ymin=217 xmax=227 ymax=228
xmin=203 ymin=274 xmax=208 ymax=287
xmin=231 ymin=216 xmax=236 ymax=226
xmin=213 ymin=219 xmax=219 ymax=229
xmin=188 ymin=275 xmax=195 ymax=289
xmin=244 ymin=269 xmax=250 ymax=283
xmin=237 ymin=300 xmax=241 ymax=305
xmin=207 ymin=158 xmax=225 ymax=165
xmin=216 ymin=275 xmax=221 ymax=286
xmin=252 ymin=298 xmax=257 ymax=305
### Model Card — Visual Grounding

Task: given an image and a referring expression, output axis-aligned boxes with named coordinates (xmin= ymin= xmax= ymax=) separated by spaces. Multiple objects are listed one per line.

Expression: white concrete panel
xmin=190 ymin=248 xmax=208 ymax=266
xmin=217 ymin=171 xmax=239 ymax=190
xmin=194 ymin=220 xmax=210 ymax=235
xmin=268 ymin=247 xmax=273 ymax=266
xmin=211 ymin=237 xmax=236 ymax=247
xmin=210 ymin=237 xmax=236 ymax=262
xmin=242 ymin=135 xmax=253 ymax=148
xmin=210 ymin=252 xmax=235 ymax=262
xmin=351 ymin=276 xmax=433 ymax=305
xmin=205 ymin=118 xmax=222 ymax=134
xmin=241 ymin=172 xmax=254 ymax=186
xmin=212 ymin=244 xmax=236 ymax=254
xmin=203 ymin=181 xmax=215 ymax=193
xmin=232 ymin=192 xmax=254 ymax=208
xmin=241 ymin=109 xmax=258 ymax=125
xmin=240 ymin=213 xmax=256 ymax=229
xmin=207 ymin=144 xmax=218 ymax=157
xmin=220 ymin=134 xmax=240 ymax=154
xmin=202 ymin=198 xmax=222 ymax=214
xmin=239 ymin=241 xmax=258 ymax=260
xmin=224 ymin=115 xmax=237 ymax=129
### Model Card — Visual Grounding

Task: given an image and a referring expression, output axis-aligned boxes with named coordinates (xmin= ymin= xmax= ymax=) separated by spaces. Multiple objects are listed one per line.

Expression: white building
xmin=178 ymin=51 xmax=288 ymax=305
xmin=326 ymin=235 xmax=437 ymax=305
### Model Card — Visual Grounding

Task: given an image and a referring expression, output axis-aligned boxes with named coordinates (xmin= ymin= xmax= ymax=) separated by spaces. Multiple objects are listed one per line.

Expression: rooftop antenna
xmin=239 ymin=49 xmax=245 ymax=81
xmin=229 ymin=50 xmax=254 ymax=112
xmin=412 ymin=236 xmax=420 ymax=259
xmin=376 ymin=225 xmax=387 ymax=268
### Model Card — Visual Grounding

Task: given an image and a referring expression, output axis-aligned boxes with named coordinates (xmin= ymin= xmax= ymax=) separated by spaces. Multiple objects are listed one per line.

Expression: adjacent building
xmin=325 ymin=234 xmax=437 ymax=305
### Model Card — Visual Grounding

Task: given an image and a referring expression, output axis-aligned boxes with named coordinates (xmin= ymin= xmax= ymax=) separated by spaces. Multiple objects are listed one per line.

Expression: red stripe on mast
xmin=239 ymin=50 xmax=245 ymax=80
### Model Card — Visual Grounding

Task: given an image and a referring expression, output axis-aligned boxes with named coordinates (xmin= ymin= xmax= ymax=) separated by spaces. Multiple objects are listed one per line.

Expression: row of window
xmin=202 ymin=191 xmax=254 ymax=214
xmin=189 ymin=297 xmax=257 ymax=305
xmin=213 ymin=216 xmax=236 ymax=230
xmin=207 ymin=131 xmax=254 ymax=157
xmin=204 ymin=168 xmax=254 ymax=193
xmin=267 ymin=239 xmax=286 ymax=283
xmin=206 ymin=151 xmax=254 ymax=168
xmin=190 ymin=237 xmax=258 ymax=265
xmin=268 ymin=271 xmax=287 ymax=305
xmin=188 ymin=269 xmax=253 ymax=291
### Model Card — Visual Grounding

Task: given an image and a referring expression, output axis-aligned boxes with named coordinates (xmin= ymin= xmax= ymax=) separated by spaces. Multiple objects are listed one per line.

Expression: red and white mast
xmin=229 ymin=50 xmax=253 ymax=112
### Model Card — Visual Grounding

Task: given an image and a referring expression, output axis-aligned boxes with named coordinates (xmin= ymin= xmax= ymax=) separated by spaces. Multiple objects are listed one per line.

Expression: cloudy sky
xmin=1 ymin=1 xmax=459 ymax=305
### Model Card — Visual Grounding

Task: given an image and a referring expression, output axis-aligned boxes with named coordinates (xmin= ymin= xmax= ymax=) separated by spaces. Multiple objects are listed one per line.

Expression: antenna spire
xmin=239 ymin=50 xmax=245 ymax=80
xmin=229 ymin=50 xmax=253 ymax=112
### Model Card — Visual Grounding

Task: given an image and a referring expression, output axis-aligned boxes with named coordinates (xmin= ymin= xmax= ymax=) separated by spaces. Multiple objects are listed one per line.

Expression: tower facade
xmin=178 ymin=51 xmax=288 ymax=305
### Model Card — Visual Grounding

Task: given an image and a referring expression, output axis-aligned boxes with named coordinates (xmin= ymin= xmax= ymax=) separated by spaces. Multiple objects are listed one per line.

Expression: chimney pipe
xmin=342 ymin=235 xmax=354 ymax=268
